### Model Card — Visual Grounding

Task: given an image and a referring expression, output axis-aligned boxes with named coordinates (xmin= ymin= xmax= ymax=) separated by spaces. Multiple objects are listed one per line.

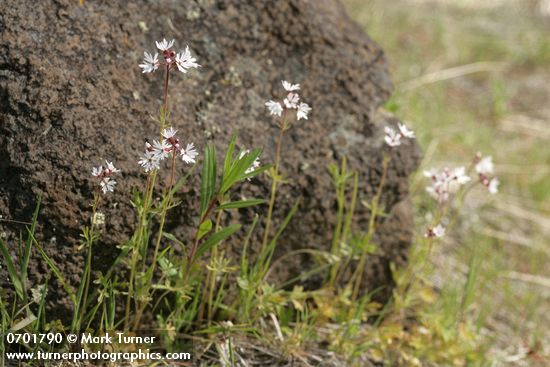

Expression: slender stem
xmin=351 ymin=154 xmax=390 ymax=302
xmin=79 ymin=191 xmax=101 ymax=331
xmin=261 ymin=116 xmax=287 ymax=254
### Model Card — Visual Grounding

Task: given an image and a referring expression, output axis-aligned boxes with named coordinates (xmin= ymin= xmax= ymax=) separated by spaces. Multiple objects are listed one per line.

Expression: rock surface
xmin=0 ymin=0 xmax=421 ymax=313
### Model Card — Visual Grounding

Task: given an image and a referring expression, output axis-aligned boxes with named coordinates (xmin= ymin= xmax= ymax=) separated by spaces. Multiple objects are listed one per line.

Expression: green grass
xmin=345 ymin=0 xmax=550 ymax=364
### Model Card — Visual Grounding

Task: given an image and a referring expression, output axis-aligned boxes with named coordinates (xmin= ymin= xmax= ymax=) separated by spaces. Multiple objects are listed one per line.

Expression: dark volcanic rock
xmin=0 ymin=0 xmax=421 ymax=314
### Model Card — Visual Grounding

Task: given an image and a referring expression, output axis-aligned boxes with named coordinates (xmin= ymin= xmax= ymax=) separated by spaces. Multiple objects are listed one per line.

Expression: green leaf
xmin=220 ymin=148 xmax=263 ymax=194
xmin=222 ymin=134 xmax=238 ymax=179
xmin=194 ymin=225 xmax=241 ymax=261
xmin=0 ymin=239 xmax=24 ymax=300
xmin=23 ymin=196 xmax=41 ymax=294
xmin=28 ymin=230 xmax=76 ymax=305
xmin=200 ymin=145 xmax=217 ymax=216
xmin=218 ymin=199 xmax=266 ymax=210
xmin=198 ymin=219 xmax=213 ymax=240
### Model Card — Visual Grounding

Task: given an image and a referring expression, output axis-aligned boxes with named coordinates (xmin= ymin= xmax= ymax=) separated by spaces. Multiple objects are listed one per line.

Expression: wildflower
xmin=282 ymin=80 xmax=300 ymax=91
xmin=156 ymin=38 xmax=175 ymax=51
xmin=297 ymin=102 xmax=311 ymax=120
xmin=424 ymin=167 xmax=470 ymax=203
xmin=30 ymin=284 xmax=47 ymax=304
xmin=91 ymin=161 xmax=121 ymax=195
xmin=475 ymin=155 xmax=494 ymax=175
xmin=239 ymin=150 xmax=261 ymax=179
xmin=162 ymin=127 xmax=178 ymax=139
xmin=266 ymin=80 xmax=312 ymax=122
xmin=283 ymin=92 xmax=300 ymax=109
xmin=100 ymin=177 xmax=116 ymax=194
xmin=152 ymin=139 xmax=172 ymax=161
xmin=92 ymin=212 xmax=106 ymax=226
xmin=398 ymin=123 xmax=415 ymax=138
xmin=475 ymin=153 xmax=499 ymax=194
xmin=265 ymin=100 xmax=283 ymax=117
xmin=139 ymin=52 xmax=159 ymax=73
xmin=384 ymin=127 xmax=402 ymax=147
xmin=138 ymin=151 xmax=160 ymax=172
xmin=139 ymin=39 xmax=199 ymax=74
xmin=180 ymin=143 xmax=199 ymax=164
xmin=425 ymin=224 xmax=445 ymax=238
xmin=175 ymin=46 xmax=200 ymax=73
xmin=384 ymin=123 xmax=415 ymax=147
xmin=488 ymin=177 xmax=500 ymax=194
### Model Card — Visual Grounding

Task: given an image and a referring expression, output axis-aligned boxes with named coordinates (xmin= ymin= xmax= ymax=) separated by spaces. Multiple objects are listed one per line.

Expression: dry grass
xmin=344 ymin=0 xmax=550 ymax=365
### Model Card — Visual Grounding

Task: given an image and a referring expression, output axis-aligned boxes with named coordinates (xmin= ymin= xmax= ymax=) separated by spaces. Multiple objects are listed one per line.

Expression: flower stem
xmin=261 ymin=116 xmax=287 ymax=255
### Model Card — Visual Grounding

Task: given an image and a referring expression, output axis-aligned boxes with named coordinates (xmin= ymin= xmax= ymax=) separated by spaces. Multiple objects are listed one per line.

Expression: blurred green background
xmin=344 ymin=0 xmax=550 ymax=364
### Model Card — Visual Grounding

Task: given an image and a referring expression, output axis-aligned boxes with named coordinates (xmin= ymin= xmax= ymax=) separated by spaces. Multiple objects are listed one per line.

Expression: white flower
xmin=452 ymin=167 xmax=471 ymax=185
xmin=283 ymin=92 xmax=300 ymax=109
xmin=138 ymin=151 xmax=160 ymax=172
xmin=425 ymin=224 xmax=445 ymax=238
xmin=239 ymin=150 xmax=261 ymax=179
xmin=180 ymin=143 xmax=199 ymax=164
xmin=175 ymin=46 xmax=200 ymax=73
xmin=152 ymin=139 xmax=172 ymax=161
xmin=296 ymin=102 xmax=311 ymax=120
xmin=282 ymin=80 xmax=300 ymax=91
xmin=92 ymin=212 xmax=106 ymax=226
xmin=162 ymin=127 xmax=178 ymax=140
xmin=398 ymin=123 xmax=415 ymax=138
xmin=104 ymin=161 xmax=120 ymax=174
xmin=92 ymin=166 xmax=103 ymax=177
xmin=156 ymin=38 xmax=175 ymax=51
xmin=384 ymin=127 xmax=402 ymax=147
xmin=475 ymin=156 xmax=494 ymax=175
xmin=139 ymin=52 xmax=159 ymax=73
xmin=488 ymin=177 xmax=499 ymax=194
xmin=425 ymin=167 xmax=470 ymax=203
xmin=100 ymin=177 xmax=116 ymax=194
xmin=265 ymin=100 xmax=283 ymax=117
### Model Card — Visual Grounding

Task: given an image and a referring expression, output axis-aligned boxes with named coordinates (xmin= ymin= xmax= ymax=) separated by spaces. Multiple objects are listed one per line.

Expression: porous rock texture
xmin=0 ymin=0 xmax=421 ymax=315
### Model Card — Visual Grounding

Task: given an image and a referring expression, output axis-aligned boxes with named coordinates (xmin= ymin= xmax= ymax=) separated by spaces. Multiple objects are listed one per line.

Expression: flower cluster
xmin=138 ymin=127 xmax=199 ymax=173
xmin=91 ymin=161 xmax=121 ymax=194
xmin=384 ymin=123 xmax=415 ymax=147
xmin=423 ymin=166 xmax=471 ymax=203
xmin=139 ymin=38 xmax=200 ymax=74
xmin=474 ymin=153 xmax=499 ymax=194
xmin=265 ymin=80 xmax=311 ymax=121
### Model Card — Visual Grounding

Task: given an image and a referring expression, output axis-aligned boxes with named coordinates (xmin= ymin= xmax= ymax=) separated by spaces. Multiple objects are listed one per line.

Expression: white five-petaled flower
xmin=138 ymin=151 xmax=160 ymax=173
xmin=91 ymin=161 xmax=120 ymax=195
xmin=156 ymin=38 xmax=175 ymax=51
xmin=152 ymin=139 xmax=172 ymax=161
xmin=162 ymin=127 xmax=178 ymax=140
xmin=283 ymin=92 xmax=300 ymax=109
xmin=100 ymin=178 xmax=116 ymax=195
xmin=180 ymin=143 xmax=199 ymax=164
xmin=398 ymin=123 xmax=415 ymax=138
xmin=175 ymin=46 xmax=200 ymax=73
xmin=475 ymin=155 xmax=494 ymax=175
xmin=425 ymin=224 xmax=445 ymax=238
xmin=297 ymin=102 xmax=311 ymax=120
xmin=139 ymin=52 xmax=159 ymax=73
xmin=282 ymin=80 xmax=300 ymax=91
xmin=384 ymin=127 xmax=402 ymax=147
xmin=384 ymin=123 xmax=415 ymax=147
xmin=265 ymin=101 xmax=283 ymax=117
